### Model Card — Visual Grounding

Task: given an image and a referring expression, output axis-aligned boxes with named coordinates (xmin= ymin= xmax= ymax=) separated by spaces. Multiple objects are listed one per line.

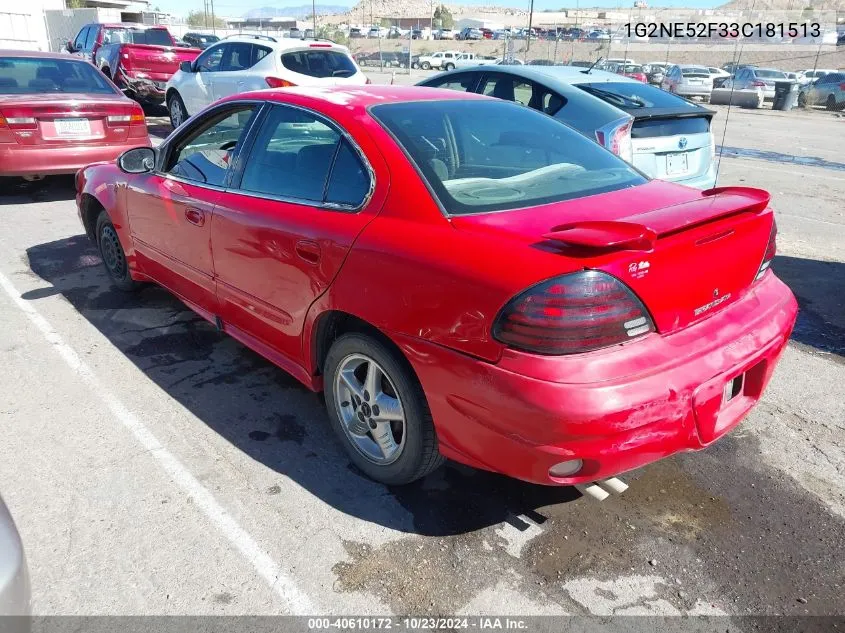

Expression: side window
xmin=84 ymin=26 xmax=99 ymax=51
xmin=239 ymin=105 xmax=370 ymax=208
xmin=196 ymin=45 xmax=223 ymax=72
xmin=426 ymin=73 xmax=476 ymax=92
xmin=221 ymin=42 xmax=253 ymax=71
xmin=479 ymin=75 xmax=533 ymax=107
xmin=73 ymin=27 xmax=89 ymax=51
xmin=325 ymin=140 xmax=369 ymax=207
xmin=253 ymin=45 xmax=271 ymax=66
xmin=166 ymin=106 xmax=257 ymax=187
xmin=444 ymin=53 xmax=453 ymax=59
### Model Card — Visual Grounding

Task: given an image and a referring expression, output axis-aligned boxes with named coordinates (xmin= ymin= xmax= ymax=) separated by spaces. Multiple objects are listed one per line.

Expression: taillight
xmin=0 ymin=110 xmax=37 ymax=130
xmin=839 ymin=82 xmax=845 ymax=91
xmin=596 ymin=119 xmax=633 ymax=163
xmin=493 ymin=271 xmax=655 ymax=355
xmin=755 ymin=220 xmax=777 ymax=281
xmin=752 ymin=80 xmax=766 ymax=87
xmin=266 ymin=77 xmax=295 ymax=88
xmin=107 ymin=111 xmax=145 ymax=126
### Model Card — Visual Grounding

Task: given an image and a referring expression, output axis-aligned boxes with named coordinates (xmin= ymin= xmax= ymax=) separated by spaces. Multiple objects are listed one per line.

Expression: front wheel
xmin=167 ymin=92 xmax=188 ymax=129
xmin=96 ymin=211 xmax=141 ymax=292
xmin=444 ymin=63 xmax=455 ymax=71
xmin=421 ymin=61 xmax=431 ymax=70
xmin=797 ymin=91 xmax=807 ymax=107
xmin=324 ymin=333 xmax=444 ymax=485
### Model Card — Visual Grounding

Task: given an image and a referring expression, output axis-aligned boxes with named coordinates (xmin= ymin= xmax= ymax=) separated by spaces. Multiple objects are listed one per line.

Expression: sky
xmin=157 ymin=0 xmax=721 ymax=19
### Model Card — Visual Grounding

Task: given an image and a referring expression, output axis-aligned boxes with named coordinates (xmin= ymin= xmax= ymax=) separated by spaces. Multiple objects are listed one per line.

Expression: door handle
xmin=185 ymin=207 xmax=205 ymax=226
xmin=295 ymin=240 xmax=321 ymax=264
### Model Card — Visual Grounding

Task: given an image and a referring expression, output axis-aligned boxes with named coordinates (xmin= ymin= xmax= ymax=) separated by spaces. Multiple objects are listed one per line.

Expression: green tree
xmin=432 ymin=5 xmax=453 ymax=29
xmin=65 ymin=0 xmax=86 ymax=8
xmin=186 ymin=10 xmax=226 ymax=28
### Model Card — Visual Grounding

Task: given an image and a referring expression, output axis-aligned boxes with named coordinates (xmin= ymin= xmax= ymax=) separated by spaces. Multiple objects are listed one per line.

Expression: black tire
xmin=96 ymin=211 xmax=141 ymax=292
xmin=167 ymin=91 xmax=188 ymax=129
xmin=702 ymin=95 xmax=710 ymax=104
xmin=826 ymin=95 xmax=837 ymax=111
xmin=444 ymin=63 xmax=455 ymax=71
xmin=797 ymin=91 xmax=807 ymax=107
xmin=324 ymin=333 xmax=444 ymax=485
xmin=421 ymin=61 xmax=431 ymax=70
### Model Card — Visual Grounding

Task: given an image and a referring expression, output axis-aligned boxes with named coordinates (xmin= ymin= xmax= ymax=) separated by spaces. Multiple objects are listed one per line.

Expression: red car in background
xmin=76 ymin=86 xmax=796 ymax=487
xmin=616 ymin=63 xmax=648 ymax=83
xmin=0 ymin=51 xmax=149 ymax=178
xmin=66 ymin=23 xmax=200 ymax=105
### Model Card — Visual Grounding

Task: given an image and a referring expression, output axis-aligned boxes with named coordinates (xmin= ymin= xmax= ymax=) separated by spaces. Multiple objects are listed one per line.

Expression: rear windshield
xmin=681 ymin=67 xmax=710 ymax=76
xmin=194 ymin=34 xmax=219 ymax=44
xmin=632 ymin=116 xmax=711 ymax=139
xmin=104 ymin=27 xmax=172 ymax=46
xmin=371 ymin=100 xmax=646 ymax=216
xmin=280 ymin=50 xmax=356 ymax=78
xmin=620 ymin=65 xmax=644 ymax=73
xmin=755 ymin=69 xmax=786 ymax=79
xmin=0 ymin=57 xmax=116 ymax=95
xmin=577 ymin=82 xmax=703 ymax=110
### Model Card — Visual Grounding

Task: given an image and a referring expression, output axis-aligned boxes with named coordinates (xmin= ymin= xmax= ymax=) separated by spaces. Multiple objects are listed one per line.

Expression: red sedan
xmin=0 ymin=50 xmax=149 ymax=178
xmin=76 ymin=86 xmax=797 ymax=487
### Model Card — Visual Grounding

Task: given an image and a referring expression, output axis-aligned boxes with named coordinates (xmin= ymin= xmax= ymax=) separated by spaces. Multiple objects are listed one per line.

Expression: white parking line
xmin=0 ymin=270 xmax=316 ymax=614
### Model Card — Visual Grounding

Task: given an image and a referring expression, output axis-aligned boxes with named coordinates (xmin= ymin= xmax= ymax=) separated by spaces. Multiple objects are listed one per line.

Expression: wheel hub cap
xmin=334 ymin=353 xmax=406 ymax=465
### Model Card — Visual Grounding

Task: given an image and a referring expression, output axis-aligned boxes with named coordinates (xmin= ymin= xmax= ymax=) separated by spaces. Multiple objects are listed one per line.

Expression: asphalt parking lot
xmin=0 ymin=88 xmax=843 ymax=619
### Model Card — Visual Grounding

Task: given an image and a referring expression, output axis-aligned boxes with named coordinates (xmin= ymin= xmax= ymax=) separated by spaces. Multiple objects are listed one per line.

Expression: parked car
xmin=411 ymin=29 xmax=423 ymax=40
xmin=452 ymin=52 xmax=497 ymax=69
xmin=796 ymin=68 xmax=837 ymax=85
xmin=616 ymin=63 xmax=647 ymax=82
xmin=643 ymin=62 xmax=668 ymax=85
xmin=458 ymin=28 xmax=483 ymax=40
xmin=480 ymin=28 xmax=494 ymax=39
xmin=722 ymin=62 xmax=756 ymax=75
xmin=435 ymin=28 xmax=456 ymax=40
xmin=0 ymin=50 xmax=150 ymax=178
xmin=67 ymin=23 xmax=201 ymax=106
xmin=367 ymin=27 xmax=388 ymax=39
xmin=349 ymin=27 xmax=364 ymax=38
xmin=722 ymin=67 xmax=788 ymax=101
xmin=798 ymin=71 xmax=845 ymax=110
xmin=419 ymin=65 xmax=719 ymax=189
xmin=76 ymin=85 xmax=797 ymax=486
xmin=0 ymin=495 xmax=29 ymax=616
xmin=165 ymin=36 xmax=367 ymax=128
xmin=181 ymin=32 xmax=221 ymax=50
xmin=661 ymin=65 xmax=714 ymax=102
xmin=417 ymin=50 xmax=462 ymax=70
xmin=705 ymin=66 xmax=731 ymax=87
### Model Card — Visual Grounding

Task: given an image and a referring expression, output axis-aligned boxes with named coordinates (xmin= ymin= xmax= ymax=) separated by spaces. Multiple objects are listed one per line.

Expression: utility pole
xmin=526 ymin=0 xmax=534 ymax=52
xmin=312 ymin=0 xmax=316 ymax=35
xmin=210 ymin=0 xmax=216 ymax=34
xmin=204 ymin=0 xmax=208 ymax=28
xmin=430 ymin=0 xmax=434 ymax=37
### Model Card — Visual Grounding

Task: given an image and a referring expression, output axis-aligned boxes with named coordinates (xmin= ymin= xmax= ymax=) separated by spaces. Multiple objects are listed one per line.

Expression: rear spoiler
xmin=543 ymin=187 xmax=770 ymax=251
xmin=627 ymin=105 xmax=716 ymax=121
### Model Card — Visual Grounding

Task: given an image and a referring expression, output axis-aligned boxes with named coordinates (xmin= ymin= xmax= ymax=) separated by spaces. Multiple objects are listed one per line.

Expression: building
xmin=456 ymin=17 xmax=505 ymax=31
xmin=1 ymin=0 xmax=64 ymax=51
xmin=225 ymin=16 xmax=297 ymax=31
xmin=42 ymin=0 xmax=156 ymax=52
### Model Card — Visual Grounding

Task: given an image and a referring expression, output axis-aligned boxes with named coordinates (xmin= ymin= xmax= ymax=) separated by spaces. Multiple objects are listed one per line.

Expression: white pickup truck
xmin=418 ymin=51 xmax=499 ymax=71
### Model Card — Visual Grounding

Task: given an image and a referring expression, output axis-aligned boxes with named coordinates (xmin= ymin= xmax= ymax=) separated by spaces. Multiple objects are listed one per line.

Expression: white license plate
xmin=666 ymin=152 xmax=689 ymax=176
xmin=54 ymin=118 xmax=91 ymax=137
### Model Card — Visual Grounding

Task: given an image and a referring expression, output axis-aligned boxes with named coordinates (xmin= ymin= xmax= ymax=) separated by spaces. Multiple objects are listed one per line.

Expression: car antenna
xmin=583 ymin=56 xmax=603 ymax=74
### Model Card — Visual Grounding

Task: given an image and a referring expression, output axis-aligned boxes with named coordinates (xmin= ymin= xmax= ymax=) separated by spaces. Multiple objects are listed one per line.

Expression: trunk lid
xmin=629 ymin=108 xmax=714 ymax=182
xmin=123 ymin=44 xmax=200 ymax=82
xmin=0 ymin=94 xmax=136 ymax=145
xmin=450 ymin=182 xmax=773 ymax=335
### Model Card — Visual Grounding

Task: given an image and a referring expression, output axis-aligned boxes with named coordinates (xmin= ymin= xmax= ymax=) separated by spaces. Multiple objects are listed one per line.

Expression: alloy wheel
xmin=333 ymin=353 xmax=406 ymax=465
xmin=170 ymin=98 xmax=185 ymax=127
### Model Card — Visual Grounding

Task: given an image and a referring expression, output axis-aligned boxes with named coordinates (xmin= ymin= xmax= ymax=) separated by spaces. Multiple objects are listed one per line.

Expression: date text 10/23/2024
xmin=624 ymin=22 xmax=823 ymax=39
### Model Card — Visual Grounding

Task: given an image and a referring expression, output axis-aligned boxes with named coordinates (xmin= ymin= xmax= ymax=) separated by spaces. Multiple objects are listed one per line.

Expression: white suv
xmin=418 ymin=51 xmax=462 ymax=71
xmin=165 ymin=35 xmax=368 ymax=127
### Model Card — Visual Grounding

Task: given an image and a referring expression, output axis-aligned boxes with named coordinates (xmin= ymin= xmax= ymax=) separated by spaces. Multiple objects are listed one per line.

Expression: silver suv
xmin=0 ymin=495 xmax=30 ymax=617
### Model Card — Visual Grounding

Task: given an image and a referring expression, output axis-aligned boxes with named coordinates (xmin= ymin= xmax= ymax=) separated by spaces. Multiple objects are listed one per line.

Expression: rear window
xmin=631 ymin=116 xmax=711 ymax=139
xmin=280 ymin=50 xmax=356 ymax=78
xmin=620 ymin=65 xmax=644 ymax=73
xmin=681 ymin=67 xmax=709 ymax=77
xmin=577 ymin=82 xmax=703 ymax=110
xmin=755 ymin=69 xmax=786 ymax=79
xmin=371 ymin=100 xmax=645 ymax=216
xmin=0 ymin=57 xmax=116 ymax=95
xmin=104 ymin=27 xmax=172 ymax=46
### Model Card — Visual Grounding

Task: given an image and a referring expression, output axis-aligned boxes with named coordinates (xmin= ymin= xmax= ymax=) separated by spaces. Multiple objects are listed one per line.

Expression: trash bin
xmin=773 ymin=81 xmax=799 ymax=111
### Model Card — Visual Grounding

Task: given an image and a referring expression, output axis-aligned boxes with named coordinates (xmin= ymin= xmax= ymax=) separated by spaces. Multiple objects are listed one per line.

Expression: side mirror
xmin=65 ymin=40 xmax=75 ymax=53
xmin=179 ymin=60 xmax=194 ymax=73
xmin=118 ymin=147 xmax=156 ymax=174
